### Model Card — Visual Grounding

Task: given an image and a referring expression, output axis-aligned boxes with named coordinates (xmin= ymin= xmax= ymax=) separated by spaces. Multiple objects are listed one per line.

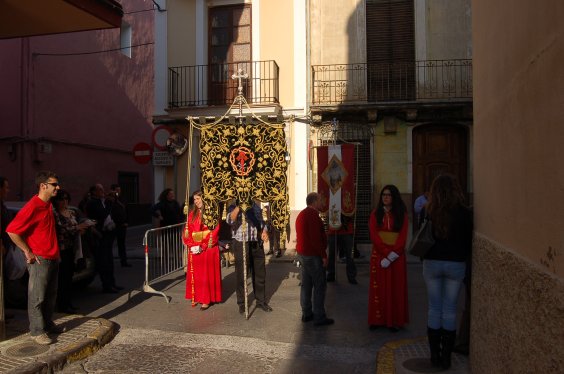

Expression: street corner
xmin=0 ymin=312 xmax=117 ymax=373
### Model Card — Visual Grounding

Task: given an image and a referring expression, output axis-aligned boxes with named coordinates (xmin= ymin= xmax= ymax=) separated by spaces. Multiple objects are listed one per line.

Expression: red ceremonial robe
xmin=183 ymin=212 xmax=222 ymax=305
xmin=368 ymin=209 xmax=409 ymax=327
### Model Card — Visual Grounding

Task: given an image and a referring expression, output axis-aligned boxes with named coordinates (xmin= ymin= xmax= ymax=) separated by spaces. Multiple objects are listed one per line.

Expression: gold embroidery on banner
xmin=196 ymin=121 xmax=289 ymax=233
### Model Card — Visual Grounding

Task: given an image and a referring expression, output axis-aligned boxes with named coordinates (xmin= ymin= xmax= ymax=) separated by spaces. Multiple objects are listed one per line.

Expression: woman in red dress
xmin=183 ymin=191 xmax=222 ymax=310
xmin=368 ymin=184 xmax=409 ymax=331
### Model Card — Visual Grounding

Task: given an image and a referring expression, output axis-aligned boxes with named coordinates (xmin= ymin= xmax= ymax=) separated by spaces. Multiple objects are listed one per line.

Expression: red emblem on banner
xmin=230 ymin=146 xmax=256 ymax=176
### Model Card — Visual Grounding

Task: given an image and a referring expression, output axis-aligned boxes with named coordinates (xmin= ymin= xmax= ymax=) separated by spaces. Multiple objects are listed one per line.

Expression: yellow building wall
xmin=260 ymin=0 xmax=295 ymax=106
xmin=373 ymin=119 xmax=408 ymax=199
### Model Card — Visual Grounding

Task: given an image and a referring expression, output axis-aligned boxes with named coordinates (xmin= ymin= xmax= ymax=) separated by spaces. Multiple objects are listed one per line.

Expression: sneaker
xmin=32 ymin=333 xmax=53 ymax=345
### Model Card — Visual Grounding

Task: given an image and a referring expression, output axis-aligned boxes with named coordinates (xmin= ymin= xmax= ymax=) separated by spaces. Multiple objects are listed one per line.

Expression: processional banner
xmin=196 ymin=122 xmax=289 ymax=234
xmin=317 ymin=144 xmax=356 ymax=229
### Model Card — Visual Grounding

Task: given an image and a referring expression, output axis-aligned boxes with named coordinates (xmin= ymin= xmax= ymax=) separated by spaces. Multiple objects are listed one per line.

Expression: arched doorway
xmin=412 ymin=124 xmax=469 ymax=200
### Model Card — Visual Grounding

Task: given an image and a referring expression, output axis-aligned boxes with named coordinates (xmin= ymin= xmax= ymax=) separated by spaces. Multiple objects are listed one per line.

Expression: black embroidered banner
xmin=198 ymin=123 xmax=289 ymax=233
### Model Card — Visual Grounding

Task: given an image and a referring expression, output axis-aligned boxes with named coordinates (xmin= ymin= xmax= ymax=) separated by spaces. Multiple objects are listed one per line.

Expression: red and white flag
xmin=317 ymin=144 xmax=356 ymax=229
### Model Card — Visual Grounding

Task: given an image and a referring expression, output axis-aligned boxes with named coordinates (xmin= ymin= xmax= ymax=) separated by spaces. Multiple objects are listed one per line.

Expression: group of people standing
xmin=2 ymin=171 xmax=132 ymax=345
xmin=182 ymin=172 xmax=472 ymax=364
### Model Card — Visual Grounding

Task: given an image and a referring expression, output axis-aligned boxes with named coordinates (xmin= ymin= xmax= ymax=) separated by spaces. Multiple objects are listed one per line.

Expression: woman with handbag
xmin=422 ymin=174 xmax=473 ymax=370
xmin=183 ymin=191 xmax=222 ymax=310
xmin=368 ymin=185 xmax=409 ymax=331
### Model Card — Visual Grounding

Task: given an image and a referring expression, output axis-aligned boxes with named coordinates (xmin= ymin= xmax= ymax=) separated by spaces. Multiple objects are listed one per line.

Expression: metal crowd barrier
xmin=142 ymin=222 xmax=186 ymax=302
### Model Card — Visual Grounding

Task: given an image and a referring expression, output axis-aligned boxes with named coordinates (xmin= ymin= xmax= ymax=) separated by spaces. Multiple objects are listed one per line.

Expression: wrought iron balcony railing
xmin=168 ymin=60 xmax=279 ymax=107
xmin=311 ymin=59 xmax=472 ymax=105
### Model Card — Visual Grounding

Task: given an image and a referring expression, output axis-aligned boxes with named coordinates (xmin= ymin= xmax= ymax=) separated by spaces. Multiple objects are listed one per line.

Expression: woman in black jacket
xmin=423 ymin=174 xmax=473 ymax=370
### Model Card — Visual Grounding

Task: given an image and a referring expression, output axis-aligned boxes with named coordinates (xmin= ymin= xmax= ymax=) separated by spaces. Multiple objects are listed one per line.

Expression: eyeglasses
xmin=382 ymin=193 xmax=392 ymax=197
xmin=44 ymin=182 xmax=59 ymax=188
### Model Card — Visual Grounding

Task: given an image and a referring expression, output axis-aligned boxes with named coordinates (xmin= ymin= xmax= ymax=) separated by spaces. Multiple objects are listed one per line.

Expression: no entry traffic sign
xmin=132 ymin=142 xmax=152 ymax=164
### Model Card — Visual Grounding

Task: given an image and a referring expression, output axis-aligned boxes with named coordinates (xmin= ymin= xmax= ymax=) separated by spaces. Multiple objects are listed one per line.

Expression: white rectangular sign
xmin=152 ymin=151 xmax=174 ymax=166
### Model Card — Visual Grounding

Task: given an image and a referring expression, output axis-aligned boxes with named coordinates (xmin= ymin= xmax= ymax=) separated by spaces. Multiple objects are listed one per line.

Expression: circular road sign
xmin=133 ymin=142 xmax=153 ymax=164
xmin=152 ymin=125 xmax=172 ymax=151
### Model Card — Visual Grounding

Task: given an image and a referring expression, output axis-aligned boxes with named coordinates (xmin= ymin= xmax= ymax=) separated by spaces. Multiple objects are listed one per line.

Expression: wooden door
xmin=208 ymin=5 xmax=252 ymax=105
xmin=412 ymin=124 xmax=468 ymax=199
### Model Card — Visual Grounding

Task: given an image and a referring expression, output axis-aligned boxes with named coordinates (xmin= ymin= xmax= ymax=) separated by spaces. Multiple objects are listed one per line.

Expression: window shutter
xmin=366 ymin=0 xmax=415 ymax=100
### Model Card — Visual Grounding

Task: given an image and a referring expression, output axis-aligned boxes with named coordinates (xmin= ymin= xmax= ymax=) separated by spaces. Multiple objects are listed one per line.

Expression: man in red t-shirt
xmin=7 ymin=171 xmax=63 ymax=345
xmin=295 ymin=192 xmax=333 ymax=326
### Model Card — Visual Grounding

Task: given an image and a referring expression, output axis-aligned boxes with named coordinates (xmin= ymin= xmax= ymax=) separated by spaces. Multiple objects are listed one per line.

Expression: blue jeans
xmin=28 ymin=257 xmax=59 ymax=336
xmin=298 ymin=255 xmax=327 ymax=322
xmin=327 ymin=234 xmax=357 ymax=281
xmin=423 ymin=260 xmax=466 ymax=331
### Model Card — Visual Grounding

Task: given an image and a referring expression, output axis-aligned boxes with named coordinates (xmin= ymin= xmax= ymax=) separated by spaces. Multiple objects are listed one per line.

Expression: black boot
xmin=427 ymin=327 xmax=442 ymax=367
xmin=440 ymin=329 xmax=457 ymax=370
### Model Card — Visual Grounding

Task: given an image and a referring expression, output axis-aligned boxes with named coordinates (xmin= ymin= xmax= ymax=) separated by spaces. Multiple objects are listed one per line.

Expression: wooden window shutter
xmin=366 ymin=0 xmax=415 ymax=101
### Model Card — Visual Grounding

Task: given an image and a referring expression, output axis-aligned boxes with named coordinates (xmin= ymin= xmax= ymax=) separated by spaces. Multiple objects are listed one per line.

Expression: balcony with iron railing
xmin=168 ymin=60 xmax=279 ymax=108
xmin=311 ymin=59 xmax=472 ymax=105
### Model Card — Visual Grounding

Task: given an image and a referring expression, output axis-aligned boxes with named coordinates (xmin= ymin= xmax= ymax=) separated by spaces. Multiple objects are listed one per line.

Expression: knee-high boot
xmin=427 ymin=327 xmax=442 ymax=366
xmin=440 ymin=329 xmax=457 ymax=370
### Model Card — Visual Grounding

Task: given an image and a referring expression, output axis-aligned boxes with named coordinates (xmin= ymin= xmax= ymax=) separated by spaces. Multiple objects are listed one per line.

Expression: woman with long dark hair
xmin=423 ymin=174 xmax=472 ymax=370
xmin=367 ymin=185 xmax=409 ymax=331
xmin=182 ymin=191 xmax=222 ymax=310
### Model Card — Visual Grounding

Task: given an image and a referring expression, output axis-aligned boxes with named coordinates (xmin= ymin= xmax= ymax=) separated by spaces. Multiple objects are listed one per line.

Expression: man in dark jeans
xmin=227 ymin=201 xmax=271 ymax=315
xmin=295 ymin=192 xmax=333 ymax=326
xmin=7 ymin=171 xmax=64 ymax=345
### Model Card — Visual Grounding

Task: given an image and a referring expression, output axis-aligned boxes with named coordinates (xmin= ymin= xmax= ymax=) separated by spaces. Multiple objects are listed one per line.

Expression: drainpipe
xmin=306 ymin=0 xmax=312 ymax=193
xmin=18 ymin=38 xmax=31 ymax=201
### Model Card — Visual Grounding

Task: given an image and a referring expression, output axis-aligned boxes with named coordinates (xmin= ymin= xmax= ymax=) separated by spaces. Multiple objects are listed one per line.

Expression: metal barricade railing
xmin=142 ymin=222 xmax=186 ymax=302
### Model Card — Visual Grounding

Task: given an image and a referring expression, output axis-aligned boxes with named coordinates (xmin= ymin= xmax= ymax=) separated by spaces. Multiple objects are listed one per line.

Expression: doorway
xmin=412 ymin=124 xmax=468 ymax=200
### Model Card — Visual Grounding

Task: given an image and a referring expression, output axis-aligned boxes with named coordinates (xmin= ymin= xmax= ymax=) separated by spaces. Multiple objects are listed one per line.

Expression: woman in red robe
xmin=368 ymin=184 xmax=409 ymax=330
xmin=183 ymin=191 xmax=222 ymax=310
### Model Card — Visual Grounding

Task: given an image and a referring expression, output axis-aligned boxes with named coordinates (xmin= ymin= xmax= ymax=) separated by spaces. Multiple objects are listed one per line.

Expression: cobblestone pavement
xmin=61 ymin=328 xmax=376 ymax=373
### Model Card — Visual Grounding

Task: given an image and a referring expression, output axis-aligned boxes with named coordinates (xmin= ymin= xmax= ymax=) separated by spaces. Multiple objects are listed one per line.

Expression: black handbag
xmin=408 ymin=218 xmax=435 ymax=257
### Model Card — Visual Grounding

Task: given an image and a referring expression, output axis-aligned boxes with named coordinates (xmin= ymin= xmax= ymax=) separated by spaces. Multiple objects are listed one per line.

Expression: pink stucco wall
xmin=0 ymin=2 xmax=154 ymax=206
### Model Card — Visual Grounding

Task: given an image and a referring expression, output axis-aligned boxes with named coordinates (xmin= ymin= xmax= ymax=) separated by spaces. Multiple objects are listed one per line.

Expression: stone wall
xmin=471 ymin=234 xmax=564 ymax=373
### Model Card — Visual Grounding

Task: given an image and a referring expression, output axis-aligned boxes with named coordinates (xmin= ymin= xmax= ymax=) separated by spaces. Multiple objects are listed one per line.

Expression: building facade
xmin=471 ymin=1 xmax=564 ymax=372
xmin=0 ymin=0 xmax=155 ymax=219
xmin=309 ymin=0 xmax=473 ymax=241
xmin=152 ymin=0 xmax=309 ymax=238
xmin=153 ymin=0 xmax=472 ymax=243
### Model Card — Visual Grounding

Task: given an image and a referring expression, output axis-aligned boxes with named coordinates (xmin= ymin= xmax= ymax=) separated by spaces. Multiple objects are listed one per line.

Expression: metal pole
xmin=242 ymin=214 xmax=249 ymax=319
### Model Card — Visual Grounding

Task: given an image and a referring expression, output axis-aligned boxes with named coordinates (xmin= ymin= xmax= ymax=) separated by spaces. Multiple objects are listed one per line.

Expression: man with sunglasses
xmin=6 ymin=171 xmax=64 ymax=345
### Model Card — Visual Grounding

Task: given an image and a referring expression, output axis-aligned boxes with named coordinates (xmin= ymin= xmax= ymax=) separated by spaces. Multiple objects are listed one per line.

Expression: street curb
xmin=1 ymin=315 xmax=117 ymax=374
xmin=63 ymin=318 xmax=117 ymax=364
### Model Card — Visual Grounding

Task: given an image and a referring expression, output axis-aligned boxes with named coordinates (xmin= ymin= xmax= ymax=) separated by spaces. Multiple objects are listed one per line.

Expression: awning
xmin=0 ymin=0 xmax=124 ymax=39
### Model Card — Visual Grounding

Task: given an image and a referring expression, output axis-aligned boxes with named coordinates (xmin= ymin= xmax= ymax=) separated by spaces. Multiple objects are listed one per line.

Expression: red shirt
xmin=6 ymin=195 xmax=59 ymax=260
xmin=295 ymin=206 xmax=327 ymax=258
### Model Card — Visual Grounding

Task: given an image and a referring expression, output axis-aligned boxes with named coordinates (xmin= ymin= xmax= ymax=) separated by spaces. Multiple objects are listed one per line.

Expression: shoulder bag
xmin=407 ymin=218 xmax=435 ymax=257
